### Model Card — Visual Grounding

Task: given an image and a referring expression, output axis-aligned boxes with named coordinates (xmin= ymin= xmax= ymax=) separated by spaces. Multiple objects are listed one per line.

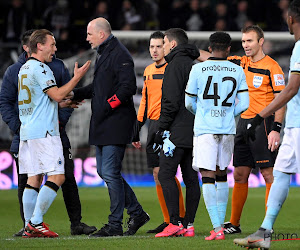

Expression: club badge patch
xmin=57 ymin=158 xmax=62 ymax=165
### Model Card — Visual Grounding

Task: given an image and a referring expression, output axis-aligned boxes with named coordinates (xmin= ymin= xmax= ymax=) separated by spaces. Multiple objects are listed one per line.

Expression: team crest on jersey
xmin=57 ymin=158 xmax=62 ymax=165
xmin=253 ymin=75 xmax=263 ymax=88
xmin=274 ymin=74 xmax=285 ymax=86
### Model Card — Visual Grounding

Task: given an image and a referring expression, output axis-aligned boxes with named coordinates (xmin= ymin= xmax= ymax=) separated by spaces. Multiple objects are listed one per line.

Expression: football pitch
xmin=1 ymin=187 xmax=300 ymax=249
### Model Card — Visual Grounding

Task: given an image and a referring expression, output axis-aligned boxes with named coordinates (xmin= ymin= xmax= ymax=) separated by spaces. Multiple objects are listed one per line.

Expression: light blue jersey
xmin=18 ymin=58 xmax=59 ymax=140
xmin=286 ymin=40 xmax=300 ymax=128
xmin=185 ymin=58 xmax=249 ymax=136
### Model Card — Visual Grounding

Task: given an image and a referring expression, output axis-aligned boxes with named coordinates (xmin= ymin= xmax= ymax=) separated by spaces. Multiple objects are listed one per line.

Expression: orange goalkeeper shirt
xmin=228 ymin=55 xmax=285 ymax=119
xmin=137 ymin=62 xmax=167 ymax=122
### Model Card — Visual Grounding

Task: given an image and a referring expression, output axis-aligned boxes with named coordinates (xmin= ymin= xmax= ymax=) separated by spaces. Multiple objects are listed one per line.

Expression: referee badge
xmin=253 ymin=75 xmax=263 ymax=88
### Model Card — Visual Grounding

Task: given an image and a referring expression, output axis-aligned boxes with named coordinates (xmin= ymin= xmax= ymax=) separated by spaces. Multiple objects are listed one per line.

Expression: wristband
xmin=107 ymin=94 xmax=121 ymax=109
xmin=272 ymin=122 xmax=282 ymax=133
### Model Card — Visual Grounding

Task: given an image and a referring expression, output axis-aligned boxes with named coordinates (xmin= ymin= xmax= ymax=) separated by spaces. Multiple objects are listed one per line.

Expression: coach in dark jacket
xmin=72 ymin=17 xmax=149 ymax=237
xmin=154 ymin=28 xmax=201 ymax=237
xmin=0 ymin=30 xmax=96 ymax=237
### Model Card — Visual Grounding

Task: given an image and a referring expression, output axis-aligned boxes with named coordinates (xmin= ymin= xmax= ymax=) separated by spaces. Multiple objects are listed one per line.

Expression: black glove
xmin=154 ymin=130 xmax=164 ymax=145
xmin=245 ymin=114 xmax=264 ymax=143
xmin=132 ymin=120 xmax=143 ymax=142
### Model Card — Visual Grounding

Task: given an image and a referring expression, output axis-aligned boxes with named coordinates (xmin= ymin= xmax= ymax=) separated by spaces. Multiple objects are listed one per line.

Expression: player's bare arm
xmin=46 ymin=61 xmax=91 ymax=102
xmin=268 ymin=93 xmax=286 ymax=152
xmin=260 ymin=73 xmax=300 ymax=118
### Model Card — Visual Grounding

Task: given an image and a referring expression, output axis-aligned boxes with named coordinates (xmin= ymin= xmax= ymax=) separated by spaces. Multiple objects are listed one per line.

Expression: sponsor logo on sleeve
xmin=274 ymin=74 xmax=285 ymax=86
xmin=293 ymin=62 xmax=300 ymax=69
xmin=46 ymin=79 xmax=55 ymax=86
xmin=253 ymin=75 xmax=263 ymax=88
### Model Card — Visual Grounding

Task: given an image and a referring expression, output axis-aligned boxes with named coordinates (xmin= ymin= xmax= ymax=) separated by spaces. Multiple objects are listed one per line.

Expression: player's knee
xmin=48 ymin=174 xmax=65 ymax=187
xmin=57 ymin=175 xmax=65 ymax=186
xmin=233 ymin=168 xmax=250 ymax=183
xmin=200 ymin=169 xmax=215 ymax=179
xmin=260 ymin=168 xmax=274 ymax=183
xmin=27 ymin=175 xmax=43 ymax=188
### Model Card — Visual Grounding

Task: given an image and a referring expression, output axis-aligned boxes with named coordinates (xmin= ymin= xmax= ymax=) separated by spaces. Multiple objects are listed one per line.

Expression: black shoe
xmin=89 ymin=224 xmax=123 ymax=238
xmin=147 ymin=222 xmax=168 ymax=233
xmin=123 ymin=211 xmax=150 ymax=236
xmin=71 ymin=222 xmax=97 ymax=235
xmin=223 ymin=221 xmax=242 ymax=234
xmin=13 ymin=228 xmax=25 ymax=237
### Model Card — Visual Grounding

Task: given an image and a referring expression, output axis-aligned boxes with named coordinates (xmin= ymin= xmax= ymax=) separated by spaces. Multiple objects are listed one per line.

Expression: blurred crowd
xmin=0 ymin=0 xmax=290 ymax=58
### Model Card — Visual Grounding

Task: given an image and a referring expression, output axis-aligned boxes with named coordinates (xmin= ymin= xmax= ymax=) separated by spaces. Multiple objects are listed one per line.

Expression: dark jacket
xmin=158 ymin=44 xmax=200 ymax=148
xmin=0 ymin=52 xmax=72 ymax=153
xmin=73 ymin=36 xmax=137 ymax=145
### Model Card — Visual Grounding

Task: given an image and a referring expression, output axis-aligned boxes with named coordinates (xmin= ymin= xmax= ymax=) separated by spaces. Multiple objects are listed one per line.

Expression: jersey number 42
xmin=203 ymin=75 xmax=236 ymax=107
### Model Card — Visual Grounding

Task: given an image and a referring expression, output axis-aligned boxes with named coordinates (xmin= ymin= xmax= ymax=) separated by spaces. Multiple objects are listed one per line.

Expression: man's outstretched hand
xmin=73 ymin=60 xmax=91 ymax=81
xmin=59 ymin=99 xmax=84 ymax=109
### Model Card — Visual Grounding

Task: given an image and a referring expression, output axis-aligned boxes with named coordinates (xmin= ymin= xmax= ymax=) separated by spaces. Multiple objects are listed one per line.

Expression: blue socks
xmin=23 ymin=185 xmax=39 ymax=227
xmin=216 ymin=181 xmax=229 ymax=225
xmin=30 ymin=182 xmax=59 ymax=225
xmin=261 ymin=170 xmax=291 ymax=230
xmin=203 ymin=183 xmax=221 ymax=230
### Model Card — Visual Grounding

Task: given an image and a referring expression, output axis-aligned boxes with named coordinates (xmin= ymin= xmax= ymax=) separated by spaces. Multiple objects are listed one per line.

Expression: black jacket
xmin=73 ymin=36 xmax=137 ymax=145
xmin=158 ymin=44 xmax=200 ymax=148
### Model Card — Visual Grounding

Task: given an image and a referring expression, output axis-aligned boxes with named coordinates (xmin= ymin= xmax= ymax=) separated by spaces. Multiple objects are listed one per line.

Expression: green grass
xmin=1 ymin=187 xmax=300 ymax=249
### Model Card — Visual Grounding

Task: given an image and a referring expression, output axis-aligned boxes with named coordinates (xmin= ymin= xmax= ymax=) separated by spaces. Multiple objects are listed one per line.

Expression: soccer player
xmin=0 ymin=29 xmax=96 ymax=237
xmin=153 ymin=28 xmax=201 ymax=238
xmin=132 ymin=31 xmax=186 ymax=234
xmin=234 ymin=0 xmax=300 ymax=248
xmin=204 ymin=25 xmax=286 ymax=234
xmin=18 ymin=29 xmax=90 ymax=237
xmin=185 ymin=31 xmax=249 ymax=241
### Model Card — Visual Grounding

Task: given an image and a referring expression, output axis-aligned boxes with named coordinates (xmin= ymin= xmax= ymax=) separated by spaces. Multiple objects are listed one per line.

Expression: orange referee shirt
xmin=228 ymin=55 xmax=285 ymax=119
xmin=137 ymin=62 xmax=167 ymax=122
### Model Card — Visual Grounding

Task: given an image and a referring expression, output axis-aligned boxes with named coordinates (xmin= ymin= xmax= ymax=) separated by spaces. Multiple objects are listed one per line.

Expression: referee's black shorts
xmin=233 ymin=116 xmax=278 ymax=168
xmin=146 ymin=119 xmax=160 ymax=168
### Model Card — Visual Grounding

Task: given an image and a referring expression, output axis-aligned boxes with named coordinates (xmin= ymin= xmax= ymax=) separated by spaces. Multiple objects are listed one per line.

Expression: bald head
xmin=93 ymin=17 xmax=112 ymax=34
xmin=86 ymin=17 xmax=112 ymax=49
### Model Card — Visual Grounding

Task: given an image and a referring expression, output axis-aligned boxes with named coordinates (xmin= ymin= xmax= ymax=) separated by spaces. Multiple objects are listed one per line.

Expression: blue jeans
xmin=96 ymin=145 xmax=143 ymax=230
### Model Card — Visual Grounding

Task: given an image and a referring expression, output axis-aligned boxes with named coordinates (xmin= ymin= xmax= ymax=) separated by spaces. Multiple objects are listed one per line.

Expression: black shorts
xmin=233 ymin=116 xmax=278 ymax=168
xmin=146 ymin=119 xmax=160 ymax=168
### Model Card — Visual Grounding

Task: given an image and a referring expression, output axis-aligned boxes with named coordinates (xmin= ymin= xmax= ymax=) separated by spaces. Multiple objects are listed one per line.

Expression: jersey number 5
xmin=18 ymin=74 xmax=31 ymax=105
xmin=203 ymin=76 xmax=236 ymax=106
